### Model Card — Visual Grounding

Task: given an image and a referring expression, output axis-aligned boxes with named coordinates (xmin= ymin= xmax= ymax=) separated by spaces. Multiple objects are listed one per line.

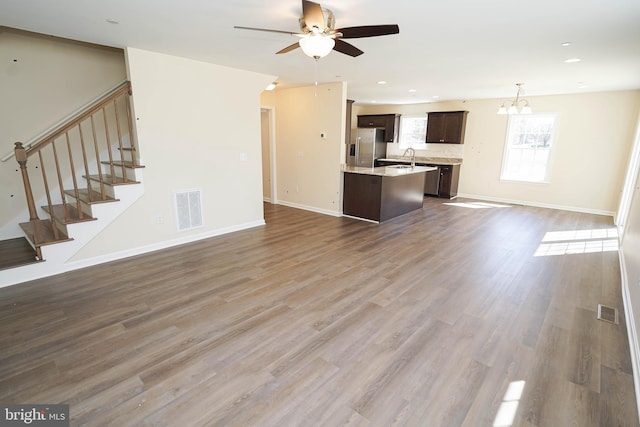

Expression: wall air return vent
xmin=174 ymin=189 xmax=203 ymax=231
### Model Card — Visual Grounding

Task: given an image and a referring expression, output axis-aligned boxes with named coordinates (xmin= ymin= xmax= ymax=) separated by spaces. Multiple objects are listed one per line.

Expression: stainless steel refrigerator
xmin=347 ymin=128 xmax=387 ymax=167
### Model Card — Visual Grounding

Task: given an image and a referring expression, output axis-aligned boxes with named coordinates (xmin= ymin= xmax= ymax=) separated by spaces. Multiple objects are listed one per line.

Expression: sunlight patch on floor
xmin=535 ymin=228 xmax=619 ymax=257
xmin=494 ymin=380 xmax=526 ymax=426
xmin=542 ymin=228 xmax=618 ymax=242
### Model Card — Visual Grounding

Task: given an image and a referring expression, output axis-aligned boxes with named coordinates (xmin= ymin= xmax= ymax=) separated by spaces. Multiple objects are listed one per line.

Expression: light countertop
xmin=378 ymin=157 xmax=462 ymax=165
xmin=342 ymin=165 xmax=436 ymax=177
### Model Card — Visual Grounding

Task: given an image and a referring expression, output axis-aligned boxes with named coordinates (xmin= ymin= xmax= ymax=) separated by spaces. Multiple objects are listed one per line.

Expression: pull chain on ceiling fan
xmin=234 ymin=0 xmax=400 ymax=59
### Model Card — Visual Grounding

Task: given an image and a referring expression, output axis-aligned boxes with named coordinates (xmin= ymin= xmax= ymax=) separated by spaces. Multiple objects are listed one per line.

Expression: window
xmin=501 ymin=113 xmax=558 ymax=183
xmin=399 ymin=115 xmax=427 ymax=148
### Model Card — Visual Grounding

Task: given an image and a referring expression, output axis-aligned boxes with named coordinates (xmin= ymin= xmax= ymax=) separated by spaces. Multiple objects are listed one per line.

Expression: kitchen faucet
xmin=403 ymin=147 xmax=416 ymax=167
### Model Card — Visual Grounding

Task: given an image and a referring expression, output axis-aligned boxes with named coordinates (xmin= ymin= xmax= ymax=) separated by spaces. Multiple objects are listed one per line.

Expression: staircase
xmin=0 ymin=81 xmax=145 ymax=287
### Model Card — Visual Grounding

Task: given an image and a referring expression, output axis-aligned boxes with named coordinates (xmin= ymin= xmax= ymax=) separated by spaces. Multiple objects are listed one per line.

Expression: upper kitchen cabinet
xmin=426 ymin=111 xmax=469 ymax=144
xmin=357 ymin=114 xmax=400 ymax=143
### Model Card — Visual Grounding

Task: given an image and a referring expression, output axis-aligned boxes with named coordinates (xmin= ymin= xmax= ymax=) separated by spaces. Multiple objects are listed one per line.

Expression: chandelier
xmin=497 ymin=83 xmax=532 ymax=115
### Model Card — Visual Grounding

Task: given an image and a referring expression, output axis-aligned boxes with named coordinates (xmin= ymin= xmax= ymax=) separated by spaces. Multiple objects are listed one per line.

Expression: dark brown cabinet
xmin=357 ymin=114 xmax=400 ymax=143
xmin=437 ymin=164 xmax=460 ymax=199
xmin=426 ymin=111 xmax=468 ymax=144
xmin=343 ymin=170 xmax=426 ymax=222
xmin=374 ymin=160 xmax=461 ymax=199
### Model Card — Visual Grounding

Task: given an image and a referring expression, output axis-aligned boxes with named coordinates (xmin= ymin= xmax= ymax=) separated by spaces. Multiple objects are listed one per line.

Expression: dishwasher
xmin=423 ymin=165 xmax=440 ymax=196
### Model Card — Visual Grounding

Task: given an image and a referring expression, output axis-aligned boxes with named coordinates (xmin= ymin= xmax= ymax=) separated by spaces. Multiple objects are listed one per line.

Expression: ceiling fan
xmin=234 ymin=0 xmax=400 ymax=59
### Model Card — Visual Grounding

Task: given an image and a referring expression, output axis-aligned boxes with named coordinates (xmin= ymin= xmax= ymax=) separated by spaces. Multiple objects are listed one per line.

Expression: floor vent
xmin=597 ymin=304 xmax=619 ymax=324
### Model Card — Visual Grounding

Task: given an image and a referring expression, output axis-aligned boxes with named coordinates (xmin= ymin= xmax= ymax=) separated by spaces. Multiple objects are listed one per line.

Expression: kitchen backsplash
xmin=386 ymin=143 xmax=464 ymax=159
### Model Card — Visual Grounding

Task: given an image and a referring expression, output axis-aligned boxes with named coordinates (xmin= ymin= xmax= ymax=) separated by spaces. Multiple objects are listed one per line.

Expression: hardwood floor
xmin=0 ymin=198 xmax=637 ymax=426
xmin=0 ymin=237 xmax=39 ymax=270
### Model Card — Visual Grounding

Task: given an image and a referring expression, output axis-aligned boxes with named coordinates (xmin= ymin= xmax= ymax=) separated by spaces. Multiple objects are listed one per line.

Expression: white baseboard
xmin=67 ymin=219 xmax=266 ymax=271
xmin=275 ymin=200 xmax=341 ymax=218
xmin=457 ymin=193 xmax=615 ymax=217
xmin=619 ymin=248 xmax=640 ymax=421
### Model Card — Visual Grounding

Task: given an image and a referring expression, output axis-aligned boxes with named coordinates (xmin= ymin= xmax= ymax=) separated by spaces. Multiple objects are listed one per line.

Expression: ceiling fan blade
xmin=337 ymin=25 xmax=400 ymax=39
xmin=276 ymin=42 xmax=301 ymax=54
xmin=302 ymin=0 xmax=325 ymax=30
xmin=333 ymin=39 xmax=364 ymax=57
xmin=234 ymin=26 xmax=299 ymax=36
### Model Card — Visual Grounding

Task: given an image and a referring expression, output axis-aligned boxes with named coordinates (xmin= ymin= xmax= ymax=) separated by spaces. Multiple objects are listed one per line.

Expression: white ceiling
xmin=2 ymin=0 xmax=640 ymax=104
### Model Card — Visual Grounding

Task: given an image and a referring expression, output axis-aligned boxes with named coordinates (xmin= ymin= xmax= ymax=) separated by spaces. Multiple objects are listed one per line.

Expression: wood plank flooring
xmin=0 ymin=237 xmax=39 ymax=270
xmin=0 ymin=198 xmax=637 ymax=426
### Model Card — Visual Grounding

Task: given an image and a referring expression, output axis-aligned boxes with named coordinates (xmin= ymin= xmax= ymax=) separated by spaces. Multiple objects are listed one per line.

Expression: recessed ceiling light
xmin=377 ymin=81 xmax=387 ymax=85
xmin=371 ymin=100 xmax=377 ymax=103
xmin=561 ymin=42 xmax=572 ymax=47
xmin=106 ymin=18 xmax=119 ymax=24
xmin=578 ymin=82 xmax=589 ymax=89
xmin=432 ymin=95 xmax=440 ymax=99
xmin=408 ymin=89 xmax=417 ymax=93
xmin=564 ymin=58 xmax=581 ymax=63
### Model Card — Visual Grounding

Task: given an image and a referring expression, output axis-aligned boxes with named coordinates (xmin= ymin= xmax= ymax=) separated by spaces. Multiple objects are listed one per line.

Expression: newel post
xmin=14 ymin=142 xmax=39 ymax=222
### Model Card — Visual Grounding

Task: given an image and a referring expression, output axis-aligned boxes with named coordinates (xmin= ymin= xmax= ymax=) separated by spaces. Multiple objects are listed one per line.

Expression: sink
xmin=389 ymin=164 xmax=413 ymax=169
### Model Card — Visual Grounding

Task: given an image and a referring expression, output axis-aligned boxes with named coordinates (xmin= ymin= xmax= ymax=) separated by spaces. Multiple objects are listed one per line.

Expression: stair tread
xmin=100 ymin=160 xmax=145 ymax=169
xmin=0 ymin=238 xmax=42 ymax=270
xmin=19 ymin=220 xmax=73 ymax=248
xmin=85 ymin=174 xmax=140 ymax=185
xmin=42 ymin=204 xmax=97 ymax=224
xmin=64 ymin=188 xmax=120 ymax=204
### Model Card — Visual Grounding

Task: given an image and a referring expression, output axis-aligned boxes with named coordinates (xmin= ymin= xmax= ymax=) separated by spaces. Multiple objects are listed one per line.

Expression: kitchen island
xmin=377 ymin=157 xmax=463 ymax=199
xmin=342 ymin=165 xmax=436 ymax=222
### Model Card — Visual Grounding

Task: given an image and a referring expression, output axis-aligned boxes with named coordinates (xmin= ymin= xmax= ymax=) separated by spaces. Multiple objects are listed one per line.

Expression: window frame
xmin=500 ymin=113 xmax=559 ymax=184
xmin=398 ymin=115 xmax=428 ymax=148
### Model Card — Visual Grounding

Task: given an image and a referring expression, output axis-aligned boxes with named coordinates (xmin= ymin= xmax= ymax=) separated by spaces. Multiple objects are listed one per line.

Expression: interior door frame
xmin=617 ymin=114 xmax=640 ymax=239
xmin=260 ymin=105 xmax=277 ymax=204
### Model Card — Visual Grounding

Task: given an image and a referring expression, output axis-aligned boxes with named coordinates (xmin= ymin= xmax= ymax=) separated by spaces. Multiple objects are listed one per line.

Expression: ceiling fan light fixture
xmin=235 ymin=1 xmax=399 ymax=59
xmin=299 ymin=34 xmax=335 ymax=58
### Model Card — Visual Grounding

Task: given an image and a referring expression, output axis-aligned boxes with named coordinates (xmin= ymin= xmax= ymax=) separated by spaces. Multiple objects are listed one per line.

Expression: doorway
xmin=260 ymin=106 xmax=277 ymax=204
xmin=617 ymin=115 xmax=640 ymax=239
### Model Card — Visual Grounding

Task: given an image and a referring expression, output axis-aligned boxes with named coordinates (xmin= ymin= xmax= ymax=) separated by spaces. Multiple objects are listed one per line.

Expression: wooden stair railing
xmin=12 ymin=80 xmax=142 ymax=260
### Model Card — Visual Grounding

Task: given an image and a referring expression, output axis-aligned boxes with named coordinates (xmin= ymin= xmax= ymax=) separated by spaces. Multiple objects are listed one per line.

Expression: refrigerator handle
xmin=355 ymin=137 xmax=361 ymax=166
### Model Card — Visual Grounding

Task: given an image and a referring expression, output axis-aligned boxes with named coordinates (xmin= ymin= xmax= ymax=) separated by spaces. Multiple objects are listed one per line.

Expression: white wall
xmin=69 ymin=48 xmax=275 ymax=261
xmin=0 ymin=28 xmax=126 ymax=239
xmin=620 ymin=112 xmax=640 ymax=414
xmin=355 ymin=90 xmax=640 ymax=215
xmin=261 ymin=83 xmax=347 ymax=216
